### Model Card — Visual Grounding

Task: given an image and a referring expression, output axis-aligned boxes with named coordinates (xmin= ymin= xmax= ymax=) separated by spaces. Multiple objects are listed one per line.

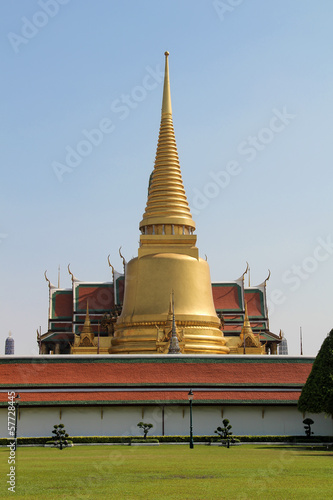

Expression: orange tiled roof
xmin=1 ymin=356 xmax=312 ymax=385
xmin=75 ymin=284 xmax=114 ymax=312
xmin=212 ymin=284 xmax=242 ymax=311
xmin=52 ymin=291 xmax=73 ymax=319
xmin=1 ymin=356 xmax=313 ymax=406
xmin=245 ymin=290 xmax=265 ymax=318
xmin=0 ymin=389 xmax=301 ymax=405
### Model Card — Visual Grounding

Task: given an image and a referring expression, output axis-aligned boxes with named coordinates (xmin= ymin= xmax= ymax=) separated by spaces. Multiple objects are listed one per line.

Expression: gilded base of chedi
xmin=110 ymin=253 xmax=229 ymax=354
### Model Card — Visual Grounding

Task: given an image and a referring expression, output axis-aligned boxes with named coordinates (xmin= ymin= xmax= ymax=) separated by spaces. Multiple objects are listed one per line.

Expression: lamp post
xmin=14 ymin=394 xmax=20 ymax=451
xmin=188 ymin=389 xmax=194 ymax=449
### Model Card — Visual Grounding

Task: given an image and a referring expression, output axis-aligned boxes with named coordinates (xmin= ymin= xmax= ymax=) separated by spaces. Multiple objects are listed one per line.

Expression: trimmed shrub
xmin=130 ymin=439 xmax=159 ymax=444
xmin=137 ymin=422 xmax=153 ymax=439
xmin=0 ymin=435 xmax=332 ymax=446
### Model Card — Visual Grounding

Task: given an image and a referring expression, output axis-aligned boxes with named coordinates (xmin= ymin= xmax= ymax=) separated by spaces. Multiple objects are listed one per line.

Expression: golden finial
xmin=257 ymin=269 xmax=271 ymax=288
xmin=44 ymin=270 xmax=50 ymax=287
xmin=107 ymin=254 xmax=115 ymax=281
xmin=44 ymin=270 xmax=55 ymax=289
xmin=236 ymin=262 xmax=249 ymax=284
xmin=68 ymin=264 xmax=74 ymax=283
xmin=244 ymin=261 xmax=250 ymax=285
xmin=162 ymin=51 xmax=172 ymax=115
xmin=107 ymin=254 xmax=114 ymax=272
xmin=67 ymin=264 xmax=78 ymax=283
xmin=119 ymin=247 xmax=126 ymax=272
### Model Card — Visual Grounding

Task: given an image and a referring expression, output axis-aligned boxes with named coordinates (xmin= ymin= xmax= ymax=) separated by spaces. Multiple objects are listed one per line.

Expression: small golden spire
xmin=168 ymin=291 xmax=173 ymax=316
xmin=81 ymin=300 xmax=93 ymax=335
xmin=242 ymin=302 xmax=253 ymax=336
xmin=168 ymin=290 xmax=181 ymax=354
xmin=240 ymin=302 xmax=262 ymax=351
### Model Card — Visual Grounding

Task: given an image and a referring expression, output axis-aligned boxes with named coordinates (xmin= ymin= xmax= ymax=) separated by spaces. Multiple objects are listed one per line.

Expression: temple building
xmin=39 ymin=52 xmax=281 ymax=356
xmin=3 ymin=52 xmax=326 ymax=441
xmin=40 ymin=266 xmax=280 ymax=355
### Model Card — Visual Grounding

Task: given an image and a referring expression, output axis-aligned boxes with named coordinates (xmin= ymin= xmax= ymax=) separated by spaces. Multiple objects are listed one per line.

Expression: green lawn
xmin=1 ymin=444 xmax=332 ymax=499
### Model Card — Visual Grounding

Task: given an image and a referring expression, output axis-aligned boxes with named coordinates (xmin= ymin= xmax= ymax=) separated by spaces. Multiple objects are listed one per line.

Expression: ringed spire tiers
xmin=139 ymin=51 xmax=195 ymax=235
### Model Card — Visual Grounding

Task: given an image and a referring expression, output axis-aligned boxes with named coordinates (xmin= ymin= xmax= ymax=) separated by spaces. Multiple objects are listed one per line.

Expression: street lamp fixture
xmin=14 ymin=394 xmax=20 ymax=451
xmin=188 ymin=389 xmax=194 ymax=449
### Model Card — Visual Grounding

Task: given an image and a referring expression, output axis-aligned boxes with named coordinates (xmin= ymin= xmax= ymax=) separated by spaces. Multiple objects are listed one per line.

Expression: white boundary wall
xmin=1 ymin=405 xmax=332 ymax=438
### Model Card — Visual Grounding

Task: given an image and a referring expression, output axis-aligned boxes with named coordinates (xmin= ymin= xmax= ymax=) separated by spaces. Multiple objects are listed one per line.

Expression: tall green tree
xmin=298 ymin=329 xmax=333 ymax=416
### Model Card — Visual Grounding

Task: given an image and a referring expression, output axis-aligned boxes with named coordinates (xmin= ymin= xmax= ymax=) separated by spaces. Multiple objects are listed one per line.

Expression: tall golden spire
xmin=139 ymin=51 xmax=195 ymax=234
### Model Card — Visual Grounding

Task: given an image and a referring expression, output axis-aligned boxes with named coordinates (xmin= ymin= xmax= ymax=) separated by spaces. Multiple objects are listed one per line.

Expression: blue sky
xmin=1 ymin=0 xmax=332 ymax=356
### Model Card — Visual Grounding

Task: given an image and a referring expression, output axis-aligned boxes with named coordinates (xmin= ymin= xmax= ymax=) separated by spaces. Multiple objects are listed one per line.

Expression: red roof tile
xmin=212 ymin=284 xmax=242 ymax=311
xmin=245 ymin=290 xmax=265 ymax=318
xmin=76 ymin=285 xmax=114 ymax=312
xmin=2 ymin=359 xmax=312 ymax=386
xmin=52 ymin=291 xmax=73 ymax=319
xmin=0 ymin=390 xmax=301 ymax=404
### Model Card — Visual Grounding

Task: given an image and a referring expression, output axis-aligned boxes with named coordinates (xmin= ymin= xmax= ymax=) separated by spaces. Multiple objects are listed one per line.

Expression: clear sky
xmin=1 ymin=0 xmax=332 ymax=356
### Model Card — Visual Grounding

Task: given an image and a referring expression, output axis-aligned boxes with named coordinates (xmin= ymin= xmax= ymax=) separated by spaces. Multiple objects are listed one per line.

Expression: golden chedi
xmin=111 ymin=52 xmax=229 ymax=354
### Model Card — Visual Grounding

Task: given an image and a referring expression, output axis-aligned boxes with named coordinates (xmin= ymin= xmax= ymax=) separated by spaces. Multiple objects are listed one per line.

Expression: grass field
xmin=1 ymin=444 xmax=332 ymax=499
